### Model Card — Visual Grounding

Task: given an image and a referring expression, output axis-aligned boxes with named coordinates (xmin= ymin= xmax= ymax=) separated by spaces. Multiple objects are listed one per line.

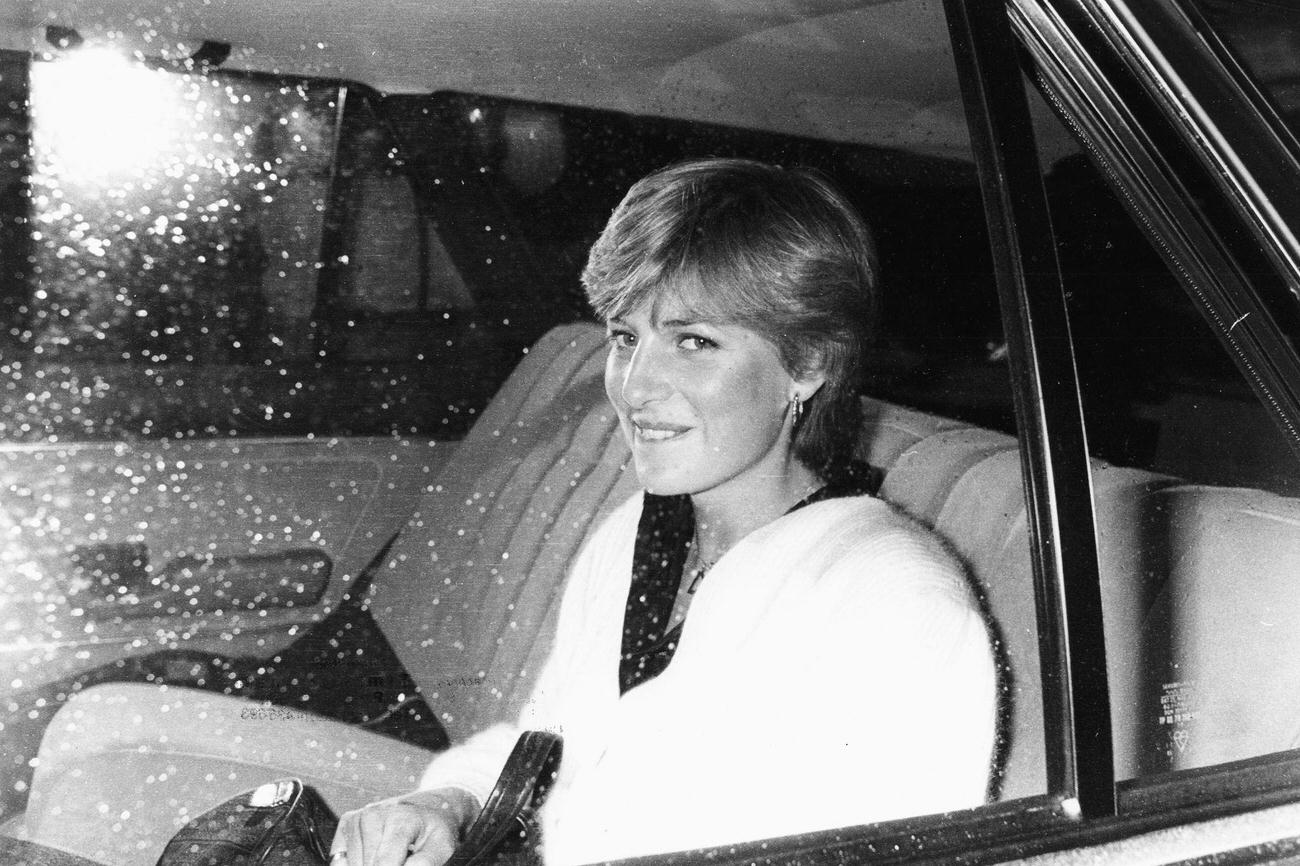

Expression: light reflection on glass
xmin=30 ymin=47 xmax=183 ymax=185
xmin=12 ymin=49 xmax=339 ymax=442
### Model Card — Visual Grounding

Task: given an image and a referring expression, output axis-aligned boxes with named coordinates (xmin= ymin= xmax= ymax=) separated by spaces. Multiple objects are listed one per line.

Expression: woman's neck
xmin=689 ymin=461 xmax=822 ymax=564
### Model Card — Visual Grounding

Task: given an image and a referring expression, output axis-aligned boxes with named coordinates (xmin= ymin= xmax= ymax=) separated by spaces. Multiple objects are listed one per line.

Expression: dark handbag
xmin=154 ymin=730 xmax=558 ymax=866
xmin=155 ymin=778 xmax=336 ymax=866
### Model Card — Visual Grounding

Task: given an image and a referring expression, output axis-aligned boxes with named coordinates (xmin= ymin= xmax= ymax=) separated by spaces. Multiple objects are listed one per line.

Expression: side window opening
xmin=305 ymin=94 xmax=499 ymax=438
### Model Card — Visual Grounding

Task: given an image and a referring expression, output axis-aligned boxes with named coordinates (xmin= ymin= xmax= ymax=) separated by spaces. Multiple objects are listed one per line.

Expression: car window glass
xmin=1039 ymin=120 xmax=1300 ymax=787
xmin=1047 ymin=154 xmax=1300 ymax=495
xmin=1190 ymin=0 xmax=1300 ymax=137
xmin=0 ymin=51 xmax=513 ymax=442
xmin=14 ymin=53 xmax=337 ymax=439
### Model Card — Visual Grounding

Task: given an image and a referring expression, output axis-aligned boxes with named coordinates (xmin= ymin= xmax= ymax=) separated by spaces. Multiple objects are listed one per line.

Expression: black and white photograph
xmin=1 ymin=1 xmax=1300 ymax=864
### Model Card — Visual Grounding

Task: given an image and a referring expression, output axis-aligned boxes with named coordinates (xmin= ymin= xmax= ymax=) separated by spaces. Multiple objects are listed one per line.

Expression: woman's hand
xmin=330 ymin=787 xmax=480 ymax=866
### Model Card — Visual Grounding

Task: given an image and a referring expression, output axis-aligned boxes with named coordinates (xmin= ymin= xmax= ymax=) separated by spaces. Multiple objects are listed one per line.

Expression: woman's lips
xmin=631 ymin=419 xmax=691 ymax=442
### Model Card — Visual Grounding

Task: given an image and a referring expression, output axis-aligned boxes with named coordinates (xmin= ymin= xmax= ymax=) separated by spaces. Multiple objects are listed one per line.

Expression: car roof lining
xmin=1 ymin=0 xmax=1078 ymax=161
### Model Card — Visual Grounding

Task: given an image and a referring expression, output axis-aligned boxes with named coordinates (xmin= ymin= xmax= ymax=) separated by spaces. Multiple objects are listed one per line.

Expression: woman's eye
xmin=678 ymin=334 xmax=715 ymax=352
xmin=607 ymin=330 xmax=636 ymax=350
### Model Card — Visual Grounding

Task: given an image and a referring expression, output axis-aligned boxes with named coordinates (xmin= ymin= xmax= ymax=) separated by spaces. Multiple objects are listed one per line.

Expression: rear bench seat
xmin=25 ymin=322 xmax=1300 ymax=861
xmin=861 ymin=382 xmax=1300 ymax=791
xmin=866 ymin=398 xmax=1300 ymax=792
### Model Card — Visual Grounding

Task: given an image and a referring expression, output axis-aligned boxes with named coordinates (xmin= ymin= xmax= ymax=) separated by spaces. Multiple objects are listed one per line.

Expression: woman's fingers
xmin=402 ymin=825 xmax=458 ymax=866
xmin=329 ymin=806 xmax=362 ymax=866
xmin=367 ymin=805 xmax=428 ymax=866
xmin=330 ymin=793 xmax=465 ymax=866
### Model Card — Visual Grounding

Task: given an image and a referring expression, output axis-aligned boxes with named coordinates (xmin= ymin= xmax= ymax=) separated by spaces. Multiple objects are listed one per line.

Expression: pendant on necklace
xmin=686 ymin=535 xmax=716 ymax=595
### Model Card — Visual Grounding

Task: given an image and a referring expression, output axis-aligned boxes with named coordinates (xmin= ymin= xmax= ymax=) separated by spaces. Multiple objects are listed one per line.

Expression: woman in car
xmin=332 ymin=158 xmax=997 ymax=866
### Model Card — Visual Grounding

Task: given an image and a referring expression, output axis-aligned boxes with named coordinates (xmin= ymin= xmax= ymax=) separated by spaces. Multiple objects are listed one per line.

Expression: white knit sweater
xmin=421 ymin=493 xmax=997 ymax=865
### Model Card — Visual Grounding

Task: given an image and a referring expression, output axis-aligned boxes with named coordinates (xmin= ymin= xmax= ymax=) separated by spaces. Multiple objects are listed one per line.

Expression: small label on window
xmin=1158 ymin=680 xmax=1198 ymax=762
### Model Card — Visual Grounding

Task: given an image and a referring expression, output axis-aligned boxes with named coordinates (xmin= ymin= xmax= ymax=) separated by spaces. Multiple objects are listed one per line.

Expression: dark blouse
xmin=618 ymin=464 xmax=879 ymax=694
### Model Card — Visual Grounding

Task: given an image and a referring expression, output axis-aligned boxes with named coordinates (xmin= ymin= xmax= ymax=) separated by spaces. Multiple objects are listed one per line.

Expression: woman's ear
xmin=790 ymin=368 xmax=827 ymax=404
xmin=786 ymin=346 xmax=828 ymax=403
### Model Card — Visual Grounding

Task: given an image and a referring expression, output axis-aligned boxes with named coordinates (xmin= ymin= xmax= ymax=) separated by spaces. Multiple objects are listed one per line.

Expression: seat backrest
xmin=369 ymin=323 xmax=636 ymax=741
xmin=860 ymin=403 xmax=1042 ymax=799
xmin=863 ymin=399 xmax=1300 ymax=792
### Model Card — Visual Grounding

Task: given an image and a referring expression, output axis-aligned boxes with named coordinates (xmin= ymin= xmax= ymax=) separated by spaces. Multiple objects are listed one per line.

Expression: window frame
xmin=945 ymin=0 xmax=1114 ymax=822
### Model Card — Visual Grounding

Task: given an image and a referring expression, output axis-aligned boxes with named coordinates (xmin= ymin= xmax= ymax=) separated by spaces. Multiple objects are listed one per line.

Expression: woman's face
xmin=603 ymin=292 xmax=821 ymax=505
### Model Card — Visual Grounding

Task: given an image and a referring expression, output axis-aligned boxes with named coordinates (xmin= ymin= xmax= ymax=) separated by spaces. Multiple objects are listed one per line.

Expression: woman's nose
xmin=620 ymin=344 xmax=671 ymax=407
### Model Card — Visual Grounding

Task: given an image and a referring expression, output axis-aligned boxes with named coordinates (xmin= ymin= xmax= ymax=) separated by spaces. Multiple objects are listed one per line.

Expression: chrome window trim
xmin=1070 ymin=0 xmax=1300 ymax=293
xmin=1008 ymin=0 xmax=1300 ymax=464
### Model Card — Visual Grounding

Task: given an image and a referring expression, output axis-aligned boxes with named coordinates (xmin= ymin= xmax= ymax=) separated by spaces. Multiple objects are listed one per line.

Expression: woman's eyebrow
xmin=655 ymin=312 xmax=721 ymax=328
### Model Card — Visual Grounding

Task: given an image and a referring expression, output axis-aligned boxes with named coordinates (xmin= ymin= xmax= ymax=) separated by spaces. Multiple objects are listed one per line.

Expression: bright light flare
xmin=31 ymin=47 xmax=185 ymax=184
